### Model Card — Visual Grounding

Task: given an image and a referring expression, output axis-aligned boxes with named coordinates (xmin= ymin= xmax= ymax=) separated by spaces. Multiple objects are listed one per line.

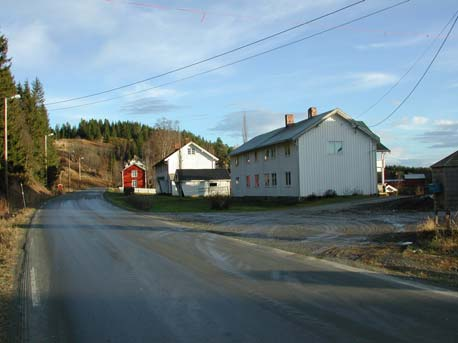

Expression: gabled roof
xmin=431 ymin=150 xmax=458 ymax=168
xmin=122 ymin=160 xmax=146 ymax=172
xmin=154 ymin=141 xmax=219 ymax=167
xmin=175 ymin=169 xmax=230 ymax=181
xmin=230 ymin=108 xmax=389 ymax=156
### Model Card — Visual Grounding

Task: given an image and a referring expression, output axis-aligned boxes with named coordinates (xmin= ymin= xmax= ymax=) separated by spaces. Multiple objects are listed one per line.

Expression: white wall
xmin=231 ymin=142 xmax=300 ymax=197
xmin=297 ymin=115 xmax=377 ymax=196
xmin=155 ymin=142 xmax=219 ymax=194
xmin=181 ymin=180 xmax=230 ymax=197
xmin=167 ymin=143 xmax=217 ymax=174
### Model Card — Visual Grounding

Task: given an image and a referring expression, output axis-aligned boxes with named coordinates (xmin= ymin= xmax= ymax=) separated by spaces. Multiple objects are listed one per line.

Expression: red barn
xmin=122 ymin=160 xmax=146 ymax=189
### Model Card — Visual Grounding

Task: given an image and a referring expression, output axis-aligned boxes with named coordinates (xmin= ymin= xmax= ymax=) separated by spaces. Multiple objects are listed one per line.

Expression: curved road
xmin=23 ymin=190 xmax=458 ymax=342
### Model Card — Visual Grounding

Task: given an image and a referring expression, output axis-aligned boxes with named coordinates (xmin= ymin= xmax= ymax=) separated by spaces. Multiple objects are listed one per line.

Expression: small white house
xmin=230 ymin=107 xmax=390 ymax=198
xmin=175 ymin=169 xmax=231 ymax=197
xmin=154 ymin=141 xmax=219 ymax=195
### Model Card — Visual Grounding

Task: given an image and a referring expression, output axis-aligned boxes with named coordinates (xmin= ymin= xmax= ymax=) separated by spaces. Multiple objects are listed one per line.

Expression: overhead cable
xmin=49 ymin=0 xmax=410 ymax=112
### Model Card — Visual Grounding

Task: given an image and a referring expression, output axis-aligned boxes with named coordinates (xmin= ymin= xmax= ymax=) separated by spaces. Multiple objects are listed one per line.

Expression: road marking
xmin=30 ymin=267 xmax=41 ymax=307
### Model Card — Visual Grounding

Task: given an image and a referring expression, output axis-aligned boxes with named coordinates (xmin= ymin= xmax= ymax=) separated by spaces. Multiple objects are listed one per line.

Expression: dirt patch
xmin=0 ymin=209 xmax=34 ymax=342
xmin=319 ymin=226 xmax=458 ymax=288
xmin=156 ymin=196 xmax=458 ymax=288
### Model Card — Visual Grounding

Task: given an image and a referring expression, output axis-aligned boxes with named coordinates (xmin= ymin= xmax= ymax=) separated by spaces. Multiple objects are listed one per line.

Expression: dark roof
xmin=431 ymin=150 xmax=458 ymax=168
xmin=176 ymin=169 xmax=230 ymax=181
xmin=230 ymin=108 xmax=389 ymax=156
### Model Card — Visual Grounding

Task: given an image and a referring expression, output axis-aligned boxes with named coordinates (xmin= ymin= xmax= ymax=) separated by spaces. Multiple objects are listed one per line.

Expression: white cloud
xmin=434 ymin=119 xmax=458 ymax=126
xmin=412 ymin=116 xmax=429 ymax=125
xmin=211 ymin=109 xmax=284 ymax=141
xmin=415 ymin=118 xmax=458 ymax=149
xmin=355 ymin=36 xmax=427 ymax=50
xmin=346 ymin=72 xmax=397 ymax=90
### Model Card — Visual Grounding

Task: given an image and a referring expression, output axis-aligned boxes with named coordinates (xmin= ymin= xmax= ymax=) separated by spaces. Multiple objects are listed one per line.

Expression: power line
xmin=46 ymin=0 xmax=365 ymax=105
xmin=370 ymin=12 xmax=458 ymax=128
xmin=357 ymin=9 xmax=458 ymax=118
xmin=49 ymin=0 xmax=410 ymax=112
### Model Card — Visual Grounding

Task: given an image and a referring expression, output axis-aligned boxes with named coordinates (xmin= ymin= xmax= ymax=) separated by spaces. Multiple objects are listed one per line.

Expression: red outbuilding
xmin=122 ymin=160 xmax=146 ymax=189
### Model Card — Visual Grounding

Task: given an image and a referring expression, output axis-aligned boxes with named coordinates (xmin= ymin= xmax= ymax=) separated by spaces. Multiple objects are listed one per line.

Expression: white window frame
xmin=131 ymin=170 xmax=138 ymax=178
xmin=285 ymin=171 xmax=291 ymax=187
xmin=132 ymin=180 xmax=137 ymax=188
xmin=328 ymin=141 xmax=343 ymax=155
xmin=264 ymin=173 xmax=270 ymax=187
xmin=284 ymin=144 xmax=291 ymax=157
xmin=271 ymin=173 xmax=277 ymax=187
xmin=271 ymin=147 xmax=276 ymax=160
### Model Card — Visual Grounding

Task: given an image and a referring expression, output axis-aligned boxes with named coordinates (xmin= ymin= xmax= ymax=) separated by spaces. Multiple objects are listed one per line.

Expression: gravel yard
xmin=159 ymin=196 xmax=458 ymax=288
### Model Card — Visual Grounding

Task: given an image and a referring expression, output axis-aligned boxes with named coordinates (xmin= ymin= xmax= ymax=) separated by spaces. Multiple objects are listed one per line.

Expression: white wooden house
xmin=230 ymin=107 xmax=390 ymax=198
xmin=154 ymin=141 xmax=219 ymax=195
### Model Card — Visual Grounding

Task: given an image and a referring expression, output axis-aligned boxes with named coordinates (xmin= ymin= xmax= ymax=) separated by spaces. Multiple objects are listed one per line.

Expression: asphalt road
xmin=23 ymin=190 xmax=458 ymax=342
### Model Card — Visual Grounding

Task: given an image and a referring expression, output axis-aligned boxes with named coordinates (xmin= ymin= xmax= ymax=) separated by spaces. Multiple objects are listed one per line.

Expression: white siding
xmin=167 ymin=143 xmax=216 ymax=174
xmin=231 ymin=142 xmax=299 ymax=197
xmin=297 ymin=115 xmax=377 ymax=196
xmin=181 ymin=180 xmax=231 ymax=197
xmin=154 ymin=142 xmax=219 ymax=195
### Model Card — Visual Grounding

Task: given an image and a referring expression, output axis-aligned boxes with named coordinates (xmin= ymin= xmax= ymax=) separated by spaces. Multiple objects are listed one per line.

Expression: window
xmin=131 ymin=170 xmax=137 ymax=178
xmin=254 ymin=151 xmax=258 ymax=162
xmin=235 ymin=156 xmax=239 ymax=166
xmin=264 ymin=173 xmax=270 ymax=187
xmin=284 ymin=144 xmax=291 ymax=157
xmin=209 ymin=182 xmax=217 ymax=187
xmin=285 ymin=171 xmax=291 ymax=186
xmin=264 ymin=147 xmax=276 ymax=160
xmin=235 ymin=177 xmax=240 ymax=185
xmin=271 ymin=147 xmax=276 ymax=160
xmin=132 ymin=180 xmax=137 ymax=188
xmin=271 ymin=173 xmax=277 ymax=187
xmin=254 ymin=174 xmax=260 ymax=188
xmin=188 ymin=147 xmax=196 ymax=155
xmin=328 ymin=141 xmax=343 ymax=155
xmin=246 ymin=175 xmax=251 ymax=188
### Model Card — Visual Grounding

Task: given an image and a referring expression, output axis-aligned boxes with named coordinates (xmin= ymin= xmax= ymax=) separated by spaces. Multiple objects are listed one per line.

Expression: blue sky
xmin=1 ymin=0 xmax=457 ymax=166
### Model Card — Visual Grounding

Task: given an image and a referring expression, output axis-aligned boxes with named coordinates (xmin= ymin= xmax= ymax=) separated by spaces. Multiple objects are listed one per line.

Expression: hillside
xmin=54 ymin=139 xmax=122 ymax=190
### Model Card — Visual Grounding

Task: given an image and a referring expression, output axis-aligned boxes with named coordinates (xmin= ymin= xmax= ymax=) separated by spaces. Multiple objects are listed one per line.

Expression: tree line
xmin=54 ymin=118 xmax=232 ymax=168
xmin=0 ymin=35 xmax=58 ymax=193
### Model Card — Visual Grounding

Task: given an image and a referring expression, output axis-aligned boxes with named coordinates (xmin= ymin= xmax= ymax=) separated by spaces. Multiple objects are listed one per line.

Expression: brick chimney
xmin=285 ymin=114 xmax=295 ymax=127
xmin=308 ymin=107 xmax=317 ymax=119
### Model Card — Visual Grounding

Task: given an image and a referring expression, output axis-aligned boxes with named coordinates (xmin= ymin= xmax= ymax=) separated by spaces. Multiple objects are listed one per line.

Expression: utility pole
xmin=68 ymin=150 xmax=72 ymax=191
xmin=78 ymin=156 xmax=84 ymax=189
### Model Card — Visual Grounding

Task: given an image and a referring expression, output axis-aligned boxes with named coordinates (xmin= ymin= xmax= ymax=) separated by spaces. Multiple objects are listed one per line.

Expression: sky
xmin=1 ymin=0 xmax=457 ymax=167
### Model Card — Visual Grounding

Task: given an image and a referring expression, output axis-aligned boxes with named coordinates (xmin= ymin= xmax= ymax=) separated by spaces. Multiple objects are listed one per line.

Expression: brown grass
xmin=0 ymin=209 xmax=34 ymax=342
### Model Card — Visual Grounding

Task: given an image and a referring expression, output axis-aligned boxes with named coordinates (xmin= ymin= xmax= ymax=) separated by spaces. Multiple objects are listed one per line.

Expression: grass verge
xmin=0 ymin=208 xmax=35 ymax=342
xmin=104 ymin=191 xmax=368 ymax=213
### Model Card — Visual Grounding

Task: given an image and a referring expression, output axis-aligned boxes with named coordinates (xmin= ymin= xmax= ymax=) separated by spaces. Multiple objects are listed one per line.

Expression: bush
xmin=323 ymin=189 xmax=337 ymax=198
xmin=306 ymin=193 xmax=318 ymax=201
xmin=124 ymin=187 xmax=135 ymax=196
xmin=209 ymin=195 xmax=230 ymax=210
